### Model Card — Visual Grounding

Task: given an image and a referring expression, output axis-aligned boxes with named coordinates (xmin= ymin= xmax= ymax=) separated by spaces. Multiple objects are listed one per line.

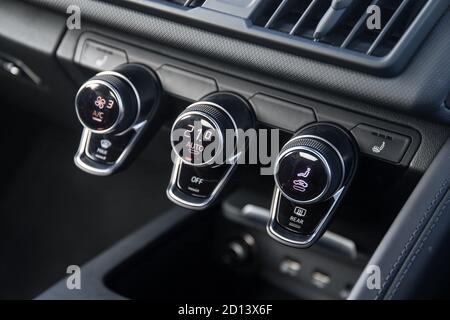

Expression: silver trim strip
xmin=242 ymin=204 xmax=272 ymax=222
xmin=228 ymin=203 xmax=357 ymax=258
xmin=74 ymin=121 xmax=147 ymax=176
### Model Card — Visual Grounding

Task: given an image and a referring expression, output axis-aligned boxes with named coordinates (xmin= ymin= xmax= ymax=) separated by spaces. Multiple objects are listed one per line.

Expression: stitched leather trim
xmin=374 ymin=177 xmax=450 ymax=300
xmin=387 ymin=192 xmax=450 ymax=299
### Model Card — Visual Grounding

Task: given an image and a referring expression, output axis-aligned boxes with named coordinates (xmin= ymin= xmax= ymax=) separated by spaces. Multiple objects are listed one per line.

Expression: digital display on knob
xmin=276 ymin=149 xmax=330 ymax=203
xmin=76 ymin=82 xmax=121 ymax=132
xmin=171 ymin=113 xmax=222 ymax=166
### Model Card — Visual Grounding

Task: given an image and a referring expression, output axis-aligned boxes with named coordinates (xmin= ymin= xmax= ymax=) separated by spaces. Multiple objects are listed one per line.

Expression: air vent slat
xmin=289 ymin=0 xmax=319 ymax=36
xmin=251 ymin=0 xmax=431 ymax=60
xmin=295 ymin=0 xmax=332 ymax=40
xmin=264 ymin=0 xmax=290 ymax=29
xmin=366 ymin=0 xmax=413 ymax=55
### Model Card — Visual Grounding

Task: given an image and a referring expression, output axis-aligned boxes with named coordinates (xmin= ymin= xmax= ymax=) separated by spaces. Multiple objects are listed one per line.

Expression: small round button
xmin=75 ymin=72 xmax=140 ymax=135
xmin=276 ymin=148 xmax=330 ymax=203
xmin=170 ymin=103 xmax=236 ymax=167
xmin=75 ymin=81 xmax=122 ymax=133
xmin=275 ymin=137 xmax=344 ymax=204
xmin=171 ymin=112 xmax=223 ymax=166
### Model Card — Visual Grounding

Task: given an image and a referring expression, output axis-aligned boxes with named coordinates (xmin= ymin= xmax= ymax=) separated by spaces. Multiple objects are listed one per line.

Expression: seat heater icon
xmin=293 ymin=168 xmax=311 ymax=192
xmin=298 ymin=167 xmax=311 ymax=178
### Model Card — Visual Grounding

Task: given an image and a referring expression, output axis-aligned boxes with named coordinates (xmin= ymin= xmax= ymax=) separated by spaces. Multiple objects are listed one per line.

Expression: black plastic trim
xmin=349 ymin=137 xmax=450 ymax=300
xmin=23 ymin=0 xmax=450 ymax=124
xmin=57 ymin=30 xmax=437 ymax=170
xmin=106 ymin=0 xmax=450 ymax=77
xmin=36 ymin=207 xmax=194 ymax=300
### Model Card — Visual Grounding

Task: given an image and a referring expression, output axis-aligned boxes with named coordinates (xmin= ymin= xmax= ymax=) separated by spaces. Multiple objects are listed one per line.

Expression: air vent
xmin=112 ymin=0 xmax=446 ymax=75
xmin=253 ymin=0 xmax=430 ymax=57
xmin=161 ymin=0 xmax=205 ymax=7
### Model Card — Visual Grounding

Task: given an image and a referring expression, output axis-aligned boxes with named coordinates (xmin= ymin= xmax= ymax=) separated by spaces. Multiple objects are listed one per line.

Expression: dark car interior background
xmin=0 ymin=0 xmax=449 ymax=300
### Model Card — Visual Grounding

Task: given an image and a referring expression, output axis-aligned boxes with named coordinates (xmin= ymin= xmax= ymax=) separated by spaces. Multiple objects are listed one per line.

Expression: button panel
xmin=177 ymin=164 xmax=229 ymax=198
xmin=276 ymin=196 xmax=333 ymax=236
xmin=351 ymin=124 xmax=411 ymax=163
xmin=86 ymin=131 xmax=135 ymax=164
xmin=171 ymin=112 xmax=222 ymax=166
xmin=312 ymin=271 xmax=331 ymax=289
xmin=249 ymin=94 xmax=316 ymax=132
xmin=79 ymin=40 xmax=128 ymax=71
xmin=76 ymin=82 xmax=122 ymax=132
xmin=276 ymin=149 xmax=330 ymax=203
xmin=157 ymin=65 xmax=218 ymax=101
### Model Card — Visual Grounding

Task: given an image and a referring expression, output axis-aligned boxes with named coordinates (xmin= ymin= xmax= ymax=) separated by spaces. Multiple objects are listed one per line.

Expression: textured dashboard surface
xmin=23 ymin=0 xmax=450 ymax=122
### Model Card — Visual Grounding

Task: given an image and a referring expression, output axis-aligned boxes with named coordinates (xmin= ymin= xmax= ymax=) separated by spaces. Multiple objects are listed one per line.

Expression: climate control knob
xmin=275 ymin=136 xmax=344 ymax=204
xmin=167 ymin=92 xmax=255 ymax=210
xmin=268 ymin=123 xmax=358 ymax=248
xmin=74 ymin=64 xmax=162 ymax=175
xmin=75 ymin=64 xmax=158 ymax=135
xmin=76 ymin=77 xmax=135 ymax=134
xmin=170 ymin=103 xmax=235 ymax=167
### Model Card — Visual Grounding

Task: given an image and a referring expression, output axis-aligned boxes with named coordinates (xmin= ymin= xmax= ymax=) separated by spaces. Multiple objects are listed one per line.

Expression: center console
xmin=19 ymin=0 xmax=449 ymax=300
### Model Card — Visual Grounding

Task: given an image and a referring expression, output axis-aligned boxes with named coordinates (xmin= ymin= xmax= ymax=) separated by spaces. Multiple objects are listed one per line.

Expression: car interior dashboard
xmin=0 ymin=0 xmax=449 ymax=301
